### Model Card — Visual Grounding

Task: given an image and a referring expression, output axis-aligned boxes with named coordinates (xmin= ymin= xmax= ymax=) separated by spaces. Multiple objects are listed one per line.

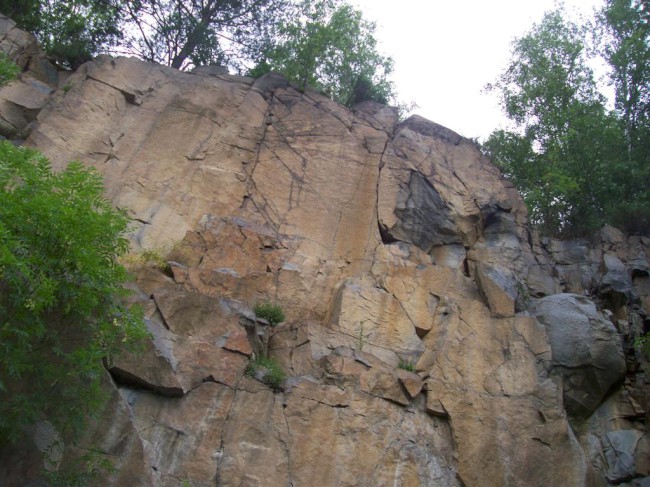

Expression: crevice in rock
xmin=375 ymin=136 xmax=397 ymax=246
xmin=456 ymin=472 xmax=468 ymax=487
xmin=462 ymin=256 xmax=471 ymax=278
xmin=86 ymin=74 xmax=151 ymax=106
xmin=378 ymin=222 xmax=399 ymax=245
xmin=302 ymin=91 xmax=353 ymax=134
xmin=358 ymin=388 xmax=409 ymax=408
xmin=245 ymin=96 xmax=288 ymax=238
xmin=278 ymin=396 xmax=295 ymax=486
xmin=377 ymin=281 xmax=426 ymax=354
xmin=108 ymin=366 xmax=184 ymax=397
xmin=214 ymin=387 xmax=240 ymax=486
xmin=201 ymin=375 xmax=237 ymax=391
xmin=152 ymin=294 xmax=173 ymax=331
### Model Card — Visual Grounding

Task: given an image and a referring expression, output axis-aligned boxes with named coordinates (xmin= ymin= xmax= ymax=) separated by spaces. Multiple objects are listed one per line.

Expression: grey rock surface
xmin=530 ymin=293 xmax=626 ymax=416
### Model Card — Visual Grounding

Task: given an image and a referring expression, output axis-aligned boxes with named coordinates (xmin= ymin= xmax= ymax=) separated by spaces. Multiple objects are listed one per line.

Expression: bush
xmin=253 ymin=300 xmax=285 ymax=326
xmin=0 ymin=142 xmax=148 ymax=445
xmin=245 ymin=355 xmax=286 ymax=391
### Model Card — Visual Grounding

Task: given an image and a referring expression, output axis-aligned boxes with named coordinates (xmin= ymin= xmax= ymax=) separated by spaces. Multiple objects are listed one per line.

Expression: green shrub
xmin=0 ymin=53 xmax=19 ymax=86
xmin=0 ymin=142 xmax=148 ymax=446
xmin=398 ymin=359 xmax=415 ymax=372
xmin=253 ymin=300 xmax=285 ymax=326
xmin=245 ymin=355 xmax=286 ymax=391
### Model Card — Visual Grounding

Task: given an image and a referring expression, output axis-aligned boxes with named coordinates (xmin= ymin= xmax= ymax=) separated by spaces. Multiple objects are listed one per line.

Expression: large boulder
xmin=530 ymin=294 xmax=626 ymax=416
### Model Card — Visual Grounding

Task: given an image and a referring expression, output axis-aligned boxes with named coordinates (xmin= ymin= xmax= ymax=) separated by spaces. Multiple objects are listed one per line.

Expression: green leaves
xmin=2 ymin=0 xmax=124 ymax=69
xmin=122 ymin=0 xmax=289 ymax=70
xmin=254 ymin=300 xmax=285 ymax=326
xmin=486 ymin=6 xmax=649 ymax=236
xmin=0 ymin=142 xmax=147 ymax=446
xmin=8 ymin=0 xmax=409 ymax=112
xmin=251 ymin=0 xmax=396 ymax=107
xmin=245 ymin=355 xmax=286 ymax=391
xmin=0 ymin=53 xmax=19 ymax=86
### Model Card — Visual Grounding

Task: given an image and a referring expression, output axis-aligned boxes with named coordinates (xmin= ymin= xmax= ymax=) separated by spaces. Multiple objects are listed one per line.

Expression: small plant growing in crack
xmin=253 ymin=300 xmax=285 ymax=326
xmin=245 ymin=355 xmax=286 ymax=391
xmin=398 ymin=359 xmax=415 ymax=372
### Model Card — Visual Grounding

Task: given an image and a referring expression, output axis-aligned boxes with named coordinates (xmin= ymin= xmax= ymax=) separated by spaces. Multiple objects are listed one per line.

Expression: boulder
xmin=530 ymin=294 xmax=626 ymax=416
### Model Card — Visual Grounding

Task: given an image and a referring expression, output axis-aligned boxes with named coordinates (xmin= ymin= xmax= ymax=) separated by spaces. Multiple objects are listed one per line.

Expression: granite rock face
xmin=0 ymin=34 xmax=648 ymax=487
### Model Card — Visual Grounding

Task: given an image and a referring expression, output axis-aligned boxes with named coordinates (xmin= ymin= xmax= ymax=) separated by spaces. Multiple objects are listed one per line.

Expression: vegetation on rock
xmin=254 ymin=300 xmax=285 ymax=326
xmin=398 ymin=359 xmax=415 ymax=372
xmin=1 ymin=0 xmax=405 ymax=110
xmin=0 ymin=142 xmax=148 ymax=445
xmin=248 ymin=0 xmax=396 ymax=107
xmin=245 ymin=355 xmax=286 ymax=390
xmin=119 ymin=0 xmax=288 ymax=70
xmin=485 ymin=1 xmax=650 ymax=237
xmin=0 ymin=52 xmax=19 ymax=85
xmin=0 ymin=0 xmax=124 ymax=69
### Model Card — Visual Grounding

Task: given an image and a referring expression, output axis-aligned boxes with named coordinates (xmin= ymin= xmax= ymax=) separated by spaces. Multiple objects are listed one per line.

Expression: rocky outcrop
xmin=0 ymin=29 xmax=648 ymax=487
xmin=0 ymin=15 xmax=61 ymax=139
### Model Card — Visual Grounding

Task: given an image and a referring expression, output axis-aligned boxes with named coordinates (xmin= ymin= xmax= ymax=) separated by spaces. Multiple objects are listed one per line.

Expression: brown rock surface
xmin=0 ymin=40 xmax=648 ymax=487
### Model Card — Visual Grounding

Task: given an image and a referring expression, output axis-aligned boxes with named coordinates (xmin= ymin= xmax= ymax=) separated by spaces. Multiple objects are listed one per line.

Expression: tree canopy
xmin=0 ymin=0 xmax=124 ymax=69
xmin=0 ymin=142 xmax=147 ymax=445
xmin=248 ymin=0 xmax=395 ymax=107
xmin=0 ymin=0 xmax=404 ymax=110
xmin=121 ymin=0 xmax=288 ymax=70
xmin=485 ymin=2 xmax=650 ymax=236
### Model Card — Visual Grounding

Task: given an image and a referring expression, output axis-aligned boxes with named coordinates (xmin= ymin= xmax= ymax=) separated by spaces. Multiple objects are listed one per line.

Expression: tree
xmin=0 ymin=142 xmax=147 ymax=445
xmin=249 ymin=0 xmax=396 ymax=107
xmin=485 ymin=10 xmax=628 ymax=236
xmin=2 ymin=0 xmax=409 ymax=111
xmin=121 ymin=0 xmax=288 ymax=70
xmin=0 ymin=0 xmax=124 ymax=69
xmin=596 ymin=0 xmax=650 ymax=231
xmin=598 ymin=0 xmax=650 ymax=159
xmin=0 ymin=0 xmax=41 ymax=33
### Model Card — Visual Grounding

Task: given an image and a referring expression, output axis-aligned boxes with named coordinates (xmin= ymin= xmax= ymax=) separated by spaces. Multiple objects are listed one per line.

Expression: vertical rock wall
xmin=0 ymin=25 xmax=648 ymax=487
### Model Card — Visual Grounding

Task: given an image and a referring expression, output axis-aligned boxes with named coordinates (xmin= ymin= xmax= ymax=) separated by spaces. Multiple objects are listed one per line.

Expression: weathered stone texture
xmin=0 ymin=41 xmax=648 ymax=487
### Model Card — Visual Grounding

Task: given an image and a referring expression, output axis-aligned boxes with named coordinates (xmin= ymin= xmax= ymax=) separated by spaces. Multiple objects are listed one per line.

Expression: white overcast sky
xmin=353 ymin=0 xmax=606 ymax=140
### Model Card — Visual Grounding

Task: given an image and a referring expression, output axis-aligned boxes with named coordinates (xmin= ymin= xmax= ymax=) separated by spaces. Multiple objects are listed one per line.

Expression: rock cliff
xmin=1 ymin=17 xmax=648 ymax=487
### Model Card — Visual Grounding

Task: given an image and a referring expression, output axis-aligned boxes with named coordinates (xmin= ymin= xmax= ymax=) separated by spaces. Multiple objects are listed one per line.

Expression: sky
xmin=353 ymin=0 xmax=606 ymax=141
